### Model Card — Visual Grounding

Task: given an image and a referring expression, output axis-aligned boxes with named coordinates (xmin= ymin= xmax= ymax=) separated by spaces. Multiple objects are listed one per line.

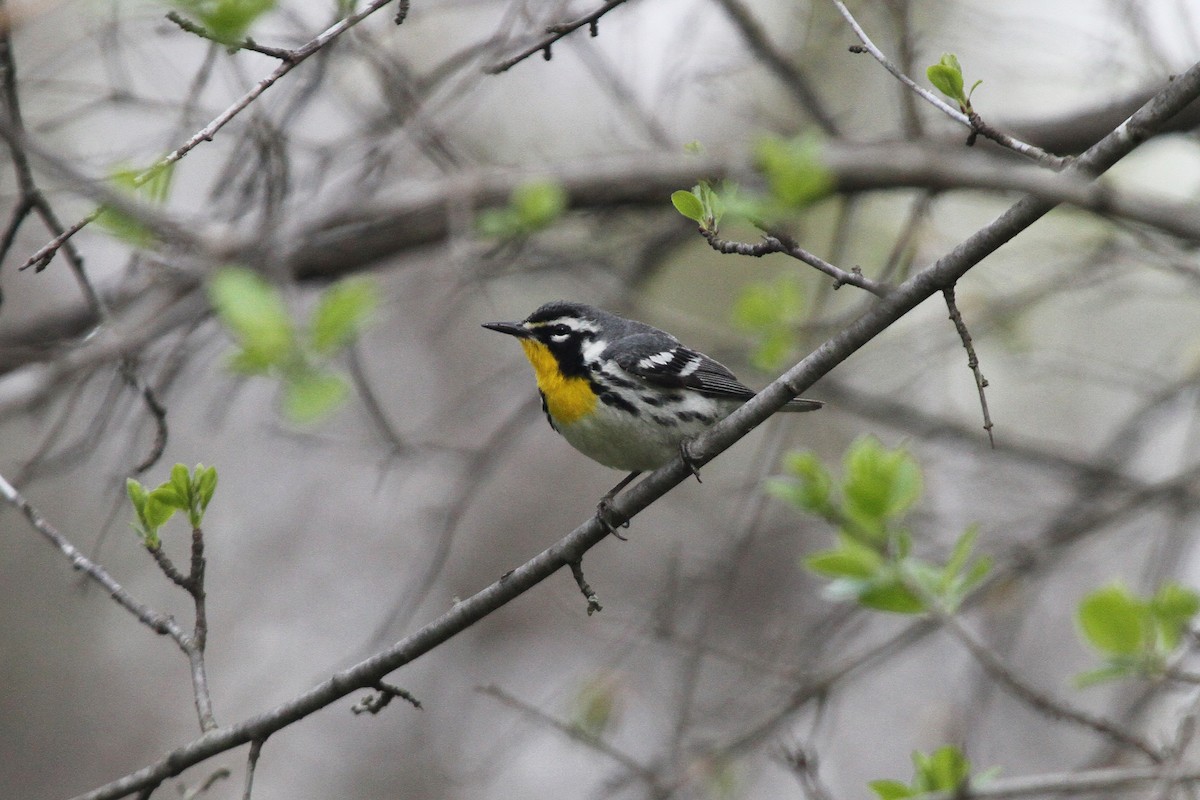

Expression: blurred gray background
xmin=2 ymin=0 xmax=1200 ymax=798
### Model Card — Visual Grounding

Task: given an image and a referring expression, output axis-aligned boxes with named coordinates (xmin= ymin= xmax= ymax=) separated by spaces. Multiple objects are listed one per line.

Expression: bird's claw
xmin=595 ymin=495 xmax=629 ymax=541
xmin=679 ymin=441 xmax=702 ymax=484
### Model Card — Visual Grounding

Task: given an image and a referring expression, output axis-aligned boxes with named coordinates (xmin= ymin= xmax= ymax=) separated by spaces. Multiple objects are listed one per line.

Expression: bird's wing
xmin=609 ymin=334 xmax=756 ymax=400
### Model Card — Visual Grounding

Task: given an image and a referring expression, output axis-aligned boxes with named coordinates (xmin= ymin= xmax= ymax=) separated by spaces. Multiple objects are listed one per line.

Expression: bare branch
xmin=165 ymin=12 xmax=296 ymax=61
xmin=569 ymin=559 xmax=604 ymax=615
xmin=0 ymin=471 xmax=186 ymax=643
xmin=942 ymin=285 xmax=994 ymax=447
xmin=484 ymin=0 xmax=634 ymax=75
xmin=711 ymin=0 xmax=839 ymax=134
xmin=478 ymin=685 xmax=662 ymax=789
xmin=830 ymin=0 xmax=1069 ymax=168
xmin=935 ymin=606 xmax=1163 ymax=761
xmin=17 ymin=0 xmax=406 ymax=272
xmin=701 ymin=228 xmax=893 ymax=296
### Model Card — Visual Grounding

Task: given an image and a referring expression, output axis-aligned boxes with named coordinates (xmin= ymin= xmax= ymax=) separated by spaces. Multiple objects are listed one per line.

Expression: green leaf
xmin=170 ymin=463 xmax=191 ymax=502
xmin=671 ymin=190 xmax=705 ymax=223
xmin=731 ymin=277 xmax=805 ymax=371
xmin=768 ymin=451 xmax=832 ymax=515
xmin=754 ymin=134 xmax=834 ymax=210
xmin=842 ymin=437 xmax=922 ymax=542
xmin=869 ymin=780 xmax=913 ymax=800
xmin=95 ymin=162 xmax=175 ymax=247
xmin=309 ymin=277 xmax=376 ymax=355
xmin=150 ymin=483 xmax=187 ymax=512
xmin=209 ymin=267 xmax=295 ymax=370
xmin=195 ymin=465 xmax=218 ymax=512
xmin=126 ymin=478 xmax=148 ymax=517
xmin=512 ymin=181 xmax=567 ymax=229
xmin=143 ymin=490 xmax=177 ymax=531
xmin=805 ymin=544 xmax=882 ymax=580
xmin=1074 ymin=663 xmax=1136 ymax=688
xmin=173 ymin=0 xmax=277 ymax=43
xmin=571 ymin=674 xmax=621 ymax=740
xmin=924 ymin=745 xmax=970 ymax=791
xmin=926 ymin=53 xmax=965 ymax=101
xmin=670 ymin=189 xmax=704 ymax=222
xmin=476 ymin=181 xmax=567 ymax=239
xmin=1078 ymin=584 xmax=1149 ymax=655
xmin=282 ymin=368 xmax=348 ymax=423
xmin=1150 ymin=582 xmax=1199 ymax=651
xmin=944 ymin=526 xmax=979 ymax=584
xmin=857 ymin=580 xmax=926 ymax=614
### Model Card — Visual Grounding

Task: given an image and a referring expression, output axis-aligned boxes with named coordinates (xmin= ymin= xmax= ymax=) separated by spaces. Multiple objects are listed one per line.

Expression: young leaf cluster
xmin=127 ymin=464 xmax=218 ymax=548
xmin=1076 ymin=581 xmax=1200 ymax=686
xmin=170 ymin=0 xmax=276 ymax=44
xmin=870 ymin=745 xmax=997 ymax=800
xmin=730 ymin=275 xmax=806 ymax=371
xmin=477 ymin=181 xmax=568 ymax=239
xmin=96 ymin=162 xmax=176 ymax=247
xmin=670 ymin=180 xmax=725 ymax=232
xmin=208 ymin=267 xmax=377 ymax=423
xmin=671 ymin=135 xmax=834 ymax=234
xmin=770 ymin=437 xmax=990 ymax=614
xmin=926 ymin=53 xmax=982 ymax=115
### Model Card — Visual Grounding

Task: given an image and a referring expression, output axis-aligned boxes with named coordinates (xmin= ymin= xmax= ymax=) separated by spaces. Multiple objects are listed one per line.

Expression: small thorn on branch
xmin=352 ymin=681 xmax=422 ymax=715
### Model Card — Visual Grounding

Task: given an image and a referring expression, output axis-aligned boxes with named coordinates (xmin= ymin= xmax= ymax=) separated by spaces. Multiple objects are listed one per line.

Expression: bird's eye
xmin=547 ymin=325 xmax=572 ymax=342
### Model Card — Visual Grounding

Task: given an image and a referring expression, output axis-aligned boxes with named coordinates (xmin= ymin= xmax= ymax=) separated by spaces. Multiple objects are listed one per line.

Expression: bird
xmin=483 ymin=300 xmax=822 ymax=531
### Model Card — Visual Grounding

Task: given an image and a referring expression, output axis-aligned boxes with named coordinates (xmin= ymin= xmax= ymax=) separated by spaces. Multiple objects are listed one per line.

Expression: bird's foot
xmin=679 ymin=440 xmax=702 ymax=484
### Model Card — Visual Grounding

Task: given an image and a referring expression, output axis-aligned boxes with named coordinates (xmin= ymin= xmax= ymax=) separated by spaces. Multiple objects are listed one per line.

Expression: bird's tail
xmin=780 ymin=398 xmax=823 ymax=412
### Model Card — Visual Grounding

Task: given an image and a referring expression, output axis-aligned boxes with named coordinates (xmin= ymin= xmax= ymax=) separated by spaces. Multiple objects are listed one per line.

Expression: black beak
xmin=482 ymin=320 xmax=529 ymax=338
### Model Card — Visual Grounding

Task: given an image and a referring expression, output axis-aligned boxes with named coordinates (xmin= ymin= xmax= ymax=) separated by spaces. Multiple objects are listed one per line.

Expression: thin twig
xmin=711 ymin=0 xmax=839 ymax=134
xmin=942 ymin=285 xmax=994 ymax=447
xmin=484 ymin=0 xmax=633 ymax=74
xmin=165 ymin=12 xmax=296 ymax=60
xmin=0 ymin=11 xmax=96 ymax=305
xmin=241 ymin=740 xmax=263 ymax=800
xmin=121 ymin=360 xmax=170 ymax=474
xmin=351 ymin=681 xmax=422 ymax=714
xmin=186 ymin=525 xmax=216 ymax=732
xmin=937 ymin=607 xmax=1164 ymax=762
xmin=18 ymin=0 xmax=407 ymax=272
xmin=478 ymin=685 xmax=662 ymax=790
xmin=917 ymin=764 xmax=1200 ymax=799
xmin=701 ymin=228 xmax=892 ymax=297
xmin=779 ymin=743 xmax=836 ymax=800
xmin=0 ymin=471 xmax=185 ymax=641
xmin=569 ymin=559 xmax=603 ymax=615
xmin=830 ymin=0 xmax=1069 ymax=169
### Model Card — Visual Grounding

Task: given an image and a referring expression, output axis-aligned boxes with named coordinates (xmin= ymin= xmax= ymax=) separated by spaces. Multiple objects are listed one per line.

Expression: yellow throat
xmin=519 ymin=339 xmax=597 ymax=424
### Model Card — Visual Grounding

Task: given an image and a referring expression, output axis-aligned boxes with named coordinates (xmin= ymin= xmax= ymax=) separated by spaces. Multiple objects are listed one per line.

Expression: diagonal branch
xmin=484 ymin=0 xmax=635 ymax=74
xmin=830 ymin=0 xmax=1068 ymax=168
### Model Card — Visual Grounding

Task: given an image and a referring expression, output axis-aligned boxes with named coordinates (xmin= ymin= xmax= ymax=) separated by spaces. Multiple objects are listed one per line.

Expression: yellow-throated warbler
xmin=484 ymin=301 xmax=822 ymax=525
